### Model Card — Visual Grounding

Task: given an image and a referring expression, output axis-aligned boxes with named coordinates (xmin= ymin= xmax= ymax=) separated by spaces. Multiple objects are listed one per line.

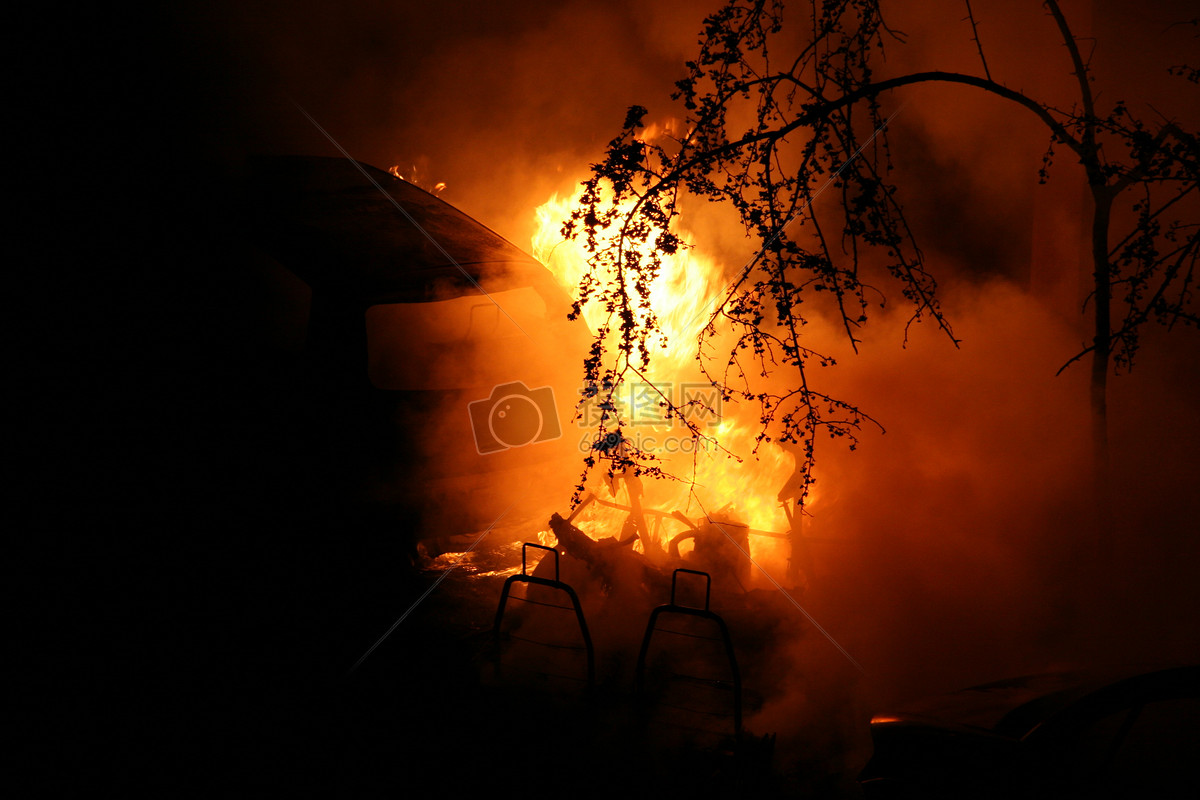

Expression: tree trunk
xmin=1089 ymin=190 xmax=1114 ymax=564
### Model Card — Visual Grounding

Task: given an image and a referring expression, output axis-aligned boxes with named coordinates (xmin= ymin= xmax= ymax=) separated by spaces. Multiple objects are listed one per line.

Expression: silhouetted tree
xmin=565 ymin=0 xmax=1198 ymax=542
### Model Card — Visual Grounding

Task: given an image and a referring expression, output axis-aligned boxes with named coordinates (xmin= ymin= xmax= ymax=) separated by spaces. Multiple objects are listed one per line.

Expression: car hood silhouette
xmin=859 ymin=664 xmax=1200 ymax=799
xmin=246 ymin=156 xmax=591 ymax=549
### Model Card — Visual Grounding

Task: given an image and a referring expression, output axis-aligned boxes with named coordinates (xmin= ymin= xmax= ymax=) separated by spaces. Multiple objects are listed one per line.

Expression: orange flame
xmin=532 ymin=185 xmax=817 ymax=573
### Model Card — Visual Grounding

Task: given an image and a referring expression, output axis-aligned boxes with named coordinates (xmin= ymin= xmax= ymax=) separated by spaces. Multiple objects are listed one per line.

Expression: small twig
xmin=964 ymin=1 xmax=992 ymax=81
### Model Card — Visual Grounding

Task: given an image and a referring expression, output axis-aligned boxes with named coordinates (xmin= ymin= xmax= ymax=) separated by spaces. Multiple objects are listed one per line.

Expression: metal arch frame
xmin=635 ymin=568 xmax=743 ymax=735
xmin=492 ymin=542 xmax=595 ymax=689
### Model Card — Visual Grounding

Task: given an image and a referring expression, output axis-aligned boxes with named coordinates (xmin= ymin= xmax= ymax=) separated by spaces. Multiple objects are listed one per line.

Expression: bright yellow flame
xmin=532 ymin=195 xmax=719 ymax=376
xmin=532 ymin=185 xmax=821 ymax=575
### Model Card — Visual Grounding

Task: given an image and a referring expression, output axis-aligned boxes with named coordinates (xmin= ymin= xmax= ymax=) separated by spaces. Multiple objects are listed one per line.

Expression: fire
xmin=531 ymin=196 xmax=717 ymax=375
xmin=532 ymin=183 xmax=816 ymax=575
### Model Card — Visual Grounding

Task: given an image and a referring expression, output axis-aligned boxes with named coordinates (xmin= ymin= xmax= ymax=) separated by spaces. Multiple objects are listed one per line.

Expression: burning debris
xmin=544 ymin=505 xmax=754 ymax=601
xmin=489 ymin=527 xmax=774 ymax=780
xmin=486 ymin=481 xmax=828 ymax=745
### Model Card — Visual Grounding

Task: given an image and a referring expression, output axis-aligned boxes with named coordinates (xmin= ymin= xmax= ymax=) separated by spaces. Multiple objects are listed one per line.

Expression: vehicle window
xmin=365 ymin=287 xmax=553 ymax=391
xmin=1064 ymin=698 xmax=1200 ymax=797
xmin=1066 ymin=705 xmax=1131 ymax=778
xmin=366 ymin=287 xmax=547 ymax=346
xmin=1102 ymin=698 xmax=1200 ymax=795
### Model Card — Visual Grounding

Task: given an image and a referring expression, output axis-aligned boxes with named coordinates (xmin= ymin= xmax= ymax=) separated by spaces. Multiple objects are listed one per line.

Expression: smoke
xmin=175 ymin=0 xmax=718 ymax=243
xmin=206 ymin=0 xmax=1199 ymax=683
xmin=142 ymin=0 xmax=1200 ymax=789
